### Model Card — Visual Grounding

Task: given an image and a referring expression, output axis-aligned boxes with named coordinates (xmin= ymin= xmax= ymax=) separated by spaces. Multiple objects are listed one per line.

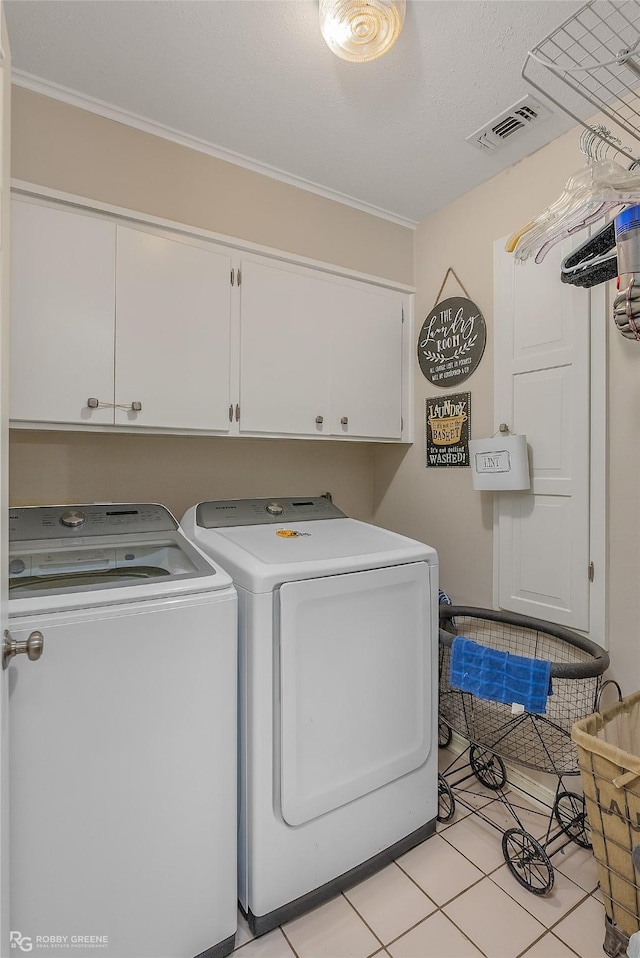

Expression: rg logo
xmin=10 ymin=932 xmax=33 ymax=952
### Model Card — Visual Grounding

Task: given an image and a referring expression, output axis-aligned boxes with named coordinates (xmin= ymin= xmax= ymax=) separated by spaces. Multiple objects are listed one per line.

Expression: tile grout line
xmin=340 ymin=890 xmax=387 ymax=956
xmin=433 ymin=904 xmax=490 ymax=958
xmin=485 ymin=864 xmax=592 ymax=922
xmin=437 ymin=818 xmax=507 ymax=875
xmin=343 ymin=863 xmax=490 ymax=958
xmin=278 ymin=923 xmax=302 ymax=958
xmin=515 ymin=927 xmax=584 ymax=958
xmin=393 ymin=852 xmax=486 ymax=911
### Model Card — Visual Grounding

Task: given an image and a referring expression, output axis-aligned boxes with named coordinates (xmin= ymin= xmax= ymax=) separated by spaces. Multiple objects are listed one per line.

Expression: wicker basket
xmin=572 ymin=689 xmax=640 ymax=956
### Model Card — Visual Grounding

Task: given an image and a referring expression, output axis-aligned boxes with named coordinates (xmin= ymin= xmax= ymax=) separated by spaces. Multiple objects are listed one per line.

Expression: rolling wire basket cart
xmin=438 ymin=606 xmax=610 ymax=894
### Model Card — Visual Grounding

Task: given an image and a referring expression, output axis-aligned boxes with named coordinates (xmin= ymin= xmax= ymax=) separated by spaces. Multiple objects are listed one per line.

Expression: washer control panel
xmin=9 ymin=504 xmax=179 ymax=541
xmin=196 ymin=497 xmax=346 ymax=528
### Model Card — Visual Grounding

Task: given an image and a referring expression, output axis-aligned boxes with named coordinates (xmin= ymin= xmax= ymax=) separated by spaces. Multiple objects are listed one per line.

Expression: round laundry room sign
xmin=417 ymin=296 xmax=486 ymax=388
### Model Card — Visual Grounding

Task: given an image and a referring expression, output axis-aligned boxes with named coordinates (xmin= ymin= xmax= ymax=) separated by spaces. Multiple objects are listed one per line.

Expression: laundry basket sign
xmin=426 ymin=393 xmax=471 ymax=468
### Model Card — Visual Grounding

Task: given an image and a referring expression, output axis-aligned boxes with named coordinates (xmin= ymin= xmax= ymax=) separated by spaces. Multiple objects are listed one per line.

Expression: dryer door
xmin=278 ymin=561 xmax=432 ymax=826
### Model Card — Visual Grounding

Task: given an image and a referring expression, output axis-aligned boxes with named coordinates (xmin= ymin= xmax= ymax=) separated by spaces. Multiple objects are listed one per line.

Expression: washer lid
xmin=184 ymin=513 xmax=437 ymax=593
xmin=8 ymin=504 xmax=234 ymax=615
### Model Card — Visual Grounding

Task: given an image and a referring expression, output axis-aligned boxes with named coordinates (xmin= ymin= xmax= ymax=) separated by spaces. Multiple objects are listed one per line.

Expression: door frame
xmin=0 ymin=4 xmax=11 ymax=952
xmin=492 ymin=275 xmax=608 ymax=645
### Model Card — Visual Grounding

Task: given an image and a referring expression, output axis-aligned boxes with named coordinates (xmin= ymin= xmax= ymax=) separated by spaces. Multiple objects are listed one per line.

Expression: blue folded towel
xmin=449 ymin=635 xmax=553 ymax=714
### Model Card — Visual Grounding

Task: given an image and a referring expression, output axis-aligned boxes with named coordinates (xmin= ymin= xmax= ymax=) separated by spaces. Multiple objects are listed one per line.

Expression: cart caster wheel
xmin=437 ymin=774 xmax=455 ymax=823
xmin=469 ymin=745 xmax=507 ymax=790
xmin=553 ymin=790 xmax=592 ymax=849
xmin=438 ymin=719 xmax=452 ymax=749
xmin=502 ymin=828 xmax=554 ymax=895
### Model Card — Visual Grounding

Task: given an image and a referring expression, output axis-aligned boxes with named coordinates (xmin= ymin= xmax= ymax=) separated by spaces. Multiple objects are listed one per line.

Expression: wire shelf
xmin=523 ymin=0 xmax=640 ymax=162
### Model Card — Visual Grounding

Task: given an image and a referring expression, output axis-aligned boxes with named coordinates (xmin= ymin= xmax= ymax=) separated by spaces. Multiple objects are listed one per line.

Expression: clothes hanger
xmin=507 ymin=127 xmax=640 ymax=264
xmin=505 ymin=128 xmax=614 ymax=253
xmin=512 ymin=160 xmax=633 ymax=263
xmin=505 ymin=163 xmax=599 ymax=255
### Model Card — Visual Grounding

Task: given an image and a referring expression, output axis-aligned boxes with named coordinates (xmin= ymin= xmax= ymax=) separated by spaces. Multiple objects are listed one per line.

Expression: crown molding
xmin=12 ymin=70 xmax=418 ymax=230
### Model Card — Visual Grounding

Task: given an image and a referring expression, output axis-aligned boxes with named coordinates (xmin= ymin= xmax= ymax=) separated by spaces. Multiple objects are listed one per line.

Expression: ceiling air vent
xmin=466 ymin=96 xmax=552 ymax=153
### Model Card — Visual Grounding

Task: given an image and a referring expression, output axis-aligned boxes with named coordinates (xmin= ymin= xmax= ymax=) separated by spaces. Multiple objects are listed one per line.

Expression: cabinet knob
xmin=315 ymin=416 xmax=324 ymax=425
xmin=130 ymin=401 xmax=142 ymax=412
xmin=340 ymin=416 xmax=349 ymax=426
xmin=87 ymin=398 xmax=99 ymax=409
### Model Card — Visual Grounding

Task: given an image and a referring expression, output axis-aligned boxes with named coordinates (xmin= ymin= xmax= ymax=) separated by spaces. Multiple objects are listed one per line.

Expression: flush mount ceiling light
xmin=319 ymin=0 xmax=406 ymax=63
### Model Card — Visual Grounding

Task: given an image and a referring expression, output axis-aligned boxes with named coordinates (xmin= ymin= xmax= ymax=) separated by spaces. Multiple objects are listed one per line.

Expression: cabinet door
xmin=329 ymin=283 xmax=404 ymax=439
xmin=238 ymin=260 xmax=331 ymax=435
xmin=115 ymin=226 xmax=232 ymax=431
xmin=11 ymin=200 xmax=116 ymax=425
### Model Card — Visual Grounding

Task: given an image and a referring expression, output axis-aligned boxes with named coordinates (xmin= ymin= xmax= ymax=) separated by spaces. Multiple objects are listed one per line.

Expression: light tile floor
xmin=232 ymin=751 xmax=608 ymax=958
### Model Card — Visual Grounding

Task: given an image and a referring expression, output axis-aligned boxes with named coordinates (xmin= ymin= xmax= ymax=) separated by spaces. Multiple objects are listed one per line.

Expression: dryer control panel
xmin=9 ymin=504 xmax=179 ymax=541
xmin=196 ymin=497 xmax=346 ymax=528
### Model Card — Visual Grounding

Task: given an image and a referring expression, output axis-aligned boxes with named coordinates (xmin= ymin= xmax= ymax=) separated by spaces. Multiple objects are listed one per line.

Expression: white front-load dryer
xmin=8 ymin=504 xmax=238 ymax=958
xmin=181 ymin=496 xmax=439 ymax=935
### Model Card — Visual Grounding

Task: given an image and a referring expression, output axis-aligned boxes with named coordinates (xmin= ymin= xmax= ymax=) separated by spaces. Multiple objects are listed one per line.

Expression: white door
xmin=494 ymin=238 xmax=590 ymax=630
xmin=238 ymin=259 xmax=331 ymax=435
xmin=329 ymin=283 xmax=404 ymax=439
xmin=115 ymin=226 xmax=233 ymax=431
xmin=278 ymin=563 xmax=432 ymax=826
xmin=11 ymin=200 xmax=116 ymax=426
xmin=0 ymin=7 xmax=10 ymax=952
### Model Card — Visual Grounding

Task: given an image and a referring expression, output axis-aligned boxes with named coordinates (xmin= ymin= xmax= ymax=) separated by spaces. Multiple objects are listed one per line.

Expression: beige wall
xmin=374 ymin=129 xmax=586 ymax=604
xmin=373 ymin=127 xmax=640 ymax=692
xmin=12 ymin=87 xmax=413 ymax=284
xmin=9 ymin=431 xmax=375 ymax=523
xmin=9 ymin=86 xmax=414 ymax=523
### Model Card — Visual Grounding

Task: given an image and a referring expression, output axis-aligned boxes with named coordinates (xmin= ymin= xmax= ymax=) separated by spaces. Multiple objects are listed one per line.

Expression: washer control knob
xmin=265 ymin=502 xmax=284 ymax=516
xmin=60 ymin=510 xmax=86 ymax=529
xmin=9 ymin=559 xmax=26 ymax=575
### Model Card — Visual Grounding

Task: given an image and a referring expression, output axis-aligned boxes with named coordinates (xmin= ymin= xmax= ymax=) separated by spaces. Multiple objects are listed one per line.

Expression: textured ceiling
xmin=5 ymin=0 xmax=588 ymax=224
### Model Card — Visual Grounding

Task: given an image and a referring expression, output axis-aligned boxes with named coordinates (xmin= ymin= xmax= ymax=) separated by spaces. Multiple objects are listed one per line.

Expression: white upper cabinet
xmin=239 ymin=258 xmax=404 ymax=440
xmin=11 ymin=200 xmax=233 ymax=432
xmin=11 ymin=200 xmax=116 ymax=426
xmin=238 ymin=260 xmax=332 ymax=436
xmin=114 ymin=226 xmax=232 ymax=431
xmin=10 ymin=195 xmax=411 ymax=442
xmin=328 ymin=281 xmax=404 ymax=439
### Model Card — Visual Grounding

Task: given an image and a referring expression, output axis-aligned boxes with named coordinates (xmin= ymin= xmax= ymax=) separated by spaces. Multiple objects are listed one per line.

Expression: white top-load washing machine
xmin=181 ymin=496 xmax=439 ymax=935
xmin=7 ymin=504 xmax=238 ymax=958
